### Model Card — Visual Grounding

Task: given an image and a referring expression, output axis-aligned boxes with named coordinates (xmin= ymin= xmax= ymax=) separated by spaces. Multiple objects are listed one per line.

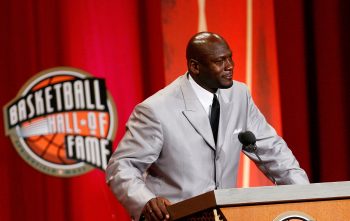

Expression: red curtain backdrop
xmin=0 ymin=1 xmax=144 ymax=220
xmin=274 ymin=0 xmax=312 ymax=175
xmin=1 ymin=0 xmax=349 ymax=221
xmin=275 ymin=0 xmax=350 ymax=182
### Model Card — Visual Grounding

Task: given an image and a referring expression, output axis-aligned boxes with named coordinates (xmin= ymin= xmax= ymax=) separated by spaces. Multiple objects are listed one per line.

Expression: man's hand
xmin=142 ymin=197 xmax=172 ymax=221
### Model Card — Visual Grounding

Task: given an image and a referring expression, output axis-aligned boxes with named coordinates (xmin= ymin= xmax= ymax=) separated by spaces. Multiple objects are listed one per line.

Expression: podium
xmin=167 ymin=181 xmax=350 ymax=221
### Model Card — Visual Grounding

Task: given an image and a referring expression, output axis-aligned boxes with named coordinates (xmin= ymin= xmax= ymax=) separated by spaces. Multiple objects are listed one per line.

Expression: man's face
xmin=195 ymin=41 xmax=234 ymax=93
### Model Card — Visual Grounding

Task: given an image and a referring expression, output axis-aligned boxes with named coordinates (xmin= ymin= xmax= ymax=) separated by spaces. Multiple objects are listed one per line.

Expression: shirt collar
xmin=188 ymin=74 xmax=219 ymax=116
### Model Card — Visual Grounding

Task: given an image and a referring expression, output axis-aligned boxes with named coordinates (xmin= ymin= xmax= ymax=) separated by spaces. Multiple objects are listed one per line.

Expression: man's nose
xmin=225 ymin=58 xmax=234 ymax=71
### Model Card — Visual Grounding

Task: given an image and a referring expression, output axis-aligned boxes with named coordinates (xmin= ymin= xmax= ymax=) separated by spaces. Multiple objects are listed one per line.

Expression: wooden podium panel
xmin=221 ymin=199 xmax=350 ymax=221
xmin=167 ymin=181 xmax=350 ymax=221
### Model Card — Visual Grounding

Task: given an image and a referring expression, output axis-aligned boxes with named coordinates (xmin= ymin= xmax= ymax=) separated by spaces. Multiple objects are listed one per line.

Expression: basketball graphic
xmin=3 ymin=67 xmax=117 ymax=177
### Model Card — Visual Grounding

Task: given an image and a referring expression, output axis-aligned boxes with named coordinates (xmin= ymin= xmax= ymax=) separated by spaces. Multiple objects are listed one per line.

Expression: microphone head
xmin=238 ymin=131 xmax=256 ymax=146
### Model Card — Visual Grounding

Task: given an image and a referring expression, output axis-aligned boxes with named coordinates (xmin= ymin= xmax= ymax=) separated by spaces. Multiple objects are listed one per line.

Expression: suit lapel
xmin=217 ymin=92 xmax=233 ymax=149
xmin=180 ymin=74 xmax=216 ymax=150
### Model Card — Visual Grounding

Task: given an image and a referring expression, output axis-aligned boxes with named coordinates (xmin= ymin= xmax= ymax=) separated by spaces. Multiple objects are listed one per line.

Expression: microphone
xmin=238 ymin=131 xmax=257 ymax=152
xmin=238 ymin=131 xmax=277 ymax=185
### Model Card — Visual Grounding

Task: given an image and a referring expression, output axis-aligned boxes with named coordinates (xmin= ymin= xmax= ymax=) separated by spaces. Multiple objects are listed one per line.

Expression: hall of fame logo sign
xmin=274 ymin=211 xmax=315 ymax=221
xmin=3 ymin=67 xmax=117 ymax=177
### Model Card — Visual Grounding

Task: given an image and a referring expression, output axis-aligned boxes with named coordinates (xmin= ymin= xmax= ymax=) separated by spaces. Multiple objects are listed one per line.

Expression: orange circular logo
xmin=4 ymin=67 xmax=117 ymax=177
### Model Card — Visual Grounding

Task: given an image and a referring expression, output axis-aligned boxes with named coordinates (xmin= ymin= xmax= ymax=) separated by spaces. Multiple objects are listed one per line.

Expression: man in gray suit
xmin=106 ymin=32 xmax=309 ymax=221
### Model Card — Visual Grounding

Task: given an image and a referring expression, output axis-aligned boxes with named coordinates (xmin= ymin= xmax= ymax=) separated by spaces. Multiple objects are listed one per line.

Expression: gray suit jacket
xmin=106 ymin=74 xmax=309 ymax=220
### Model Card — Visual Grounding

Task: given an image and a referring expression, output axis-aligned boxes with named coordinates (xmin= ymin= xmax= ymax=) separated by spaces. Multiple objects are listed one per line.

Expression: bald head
xmin=185 ymin=32 xmax=234 ymax=93
xmin=186 ymin=32 xmax=229 ymax=63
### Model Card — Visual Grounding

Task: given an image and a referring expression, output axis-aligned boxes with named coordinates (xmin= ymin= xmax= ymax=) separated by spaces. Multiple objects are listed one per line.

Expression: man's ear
xmin=189 ymin=59 xmax=199 ymax=75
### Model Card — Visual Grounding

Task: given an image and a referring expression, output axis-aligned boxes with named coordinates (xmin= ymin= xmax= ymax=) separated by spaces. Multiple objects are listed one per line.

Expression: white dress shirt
xmin=188 ymin=74 xmax=219 ymax=117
